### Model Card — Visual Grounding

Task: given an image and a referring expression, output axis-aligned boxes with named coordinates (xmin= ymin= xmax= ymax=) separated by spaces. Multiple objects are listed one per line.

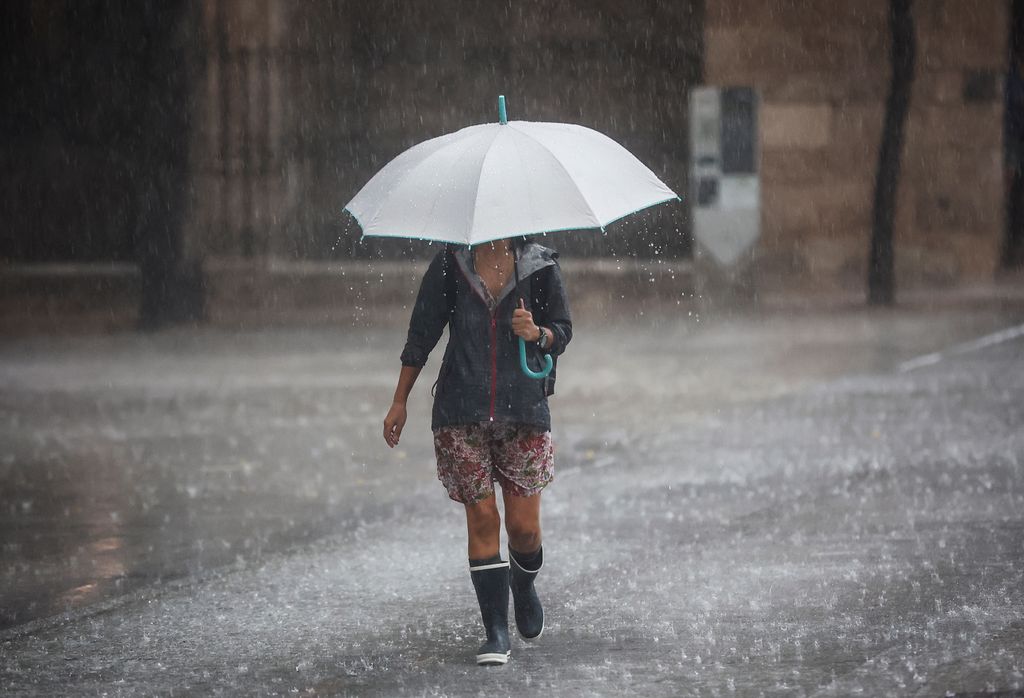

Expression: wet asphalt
xmin=1 ymin=302 xmax=1023 ymax=696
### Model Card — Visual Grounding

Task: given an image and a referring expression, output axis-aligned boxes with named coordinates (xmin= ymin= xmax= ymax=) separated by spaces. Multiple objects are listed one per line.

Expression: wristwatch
xmin=536 ymin=327 xmax=550 ymax=350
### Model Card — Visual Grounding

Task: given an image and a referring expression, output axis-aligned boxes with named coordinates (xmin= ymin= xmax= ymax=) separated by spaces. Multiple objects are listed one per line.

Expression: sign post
xmin=689 ymin=87 xmax=760 ymax=304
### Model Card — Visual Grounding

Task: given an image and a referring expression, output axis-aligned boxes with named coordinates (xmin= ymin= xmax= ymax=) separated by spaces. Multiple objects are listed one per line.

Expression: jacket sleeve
xmin=533 ymin=262 xmax=572 ymax=357
xmin=400 ymin=250 xmax=454 ymax=367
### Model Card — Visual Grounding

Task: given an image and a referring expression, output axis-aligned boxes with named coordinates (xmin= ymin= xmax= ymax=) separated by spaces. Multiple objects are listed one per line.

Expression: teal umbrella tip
xmin=498 ymin=95 xmax=507 ymax=125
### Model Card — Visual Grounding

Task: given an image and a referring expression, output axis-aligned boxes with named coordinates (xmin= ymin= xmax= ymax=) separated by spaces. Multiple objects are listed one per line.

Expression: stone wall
xmin=705 ymin=0 xmax=1008 ymax=294
xmin=185 ymin=0 xmax=703 ymax=264
xmin=0 ymin=259 xmax=696 ymax=333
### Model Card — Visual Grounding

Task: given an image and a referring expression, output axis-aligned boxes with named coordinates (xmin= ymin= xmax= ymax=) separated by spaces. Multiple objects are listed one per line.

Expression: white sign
xmin=689 ymin=87 xmax=760 ymax=268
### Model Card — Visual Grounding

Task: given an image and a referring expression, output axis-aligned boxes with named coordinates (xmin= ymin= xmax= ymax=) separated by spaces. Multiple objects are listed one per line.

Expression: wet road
xmin=1 ymin=303 xmax=1023 ymax=695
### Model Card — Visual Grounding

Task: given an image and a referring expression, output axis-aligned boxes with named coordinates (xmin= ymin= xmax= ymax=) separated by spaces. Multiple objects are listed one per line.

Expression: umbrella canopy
xmin=345 ymin=98 xmax=680 ymax=380
xmin=345 ymin=111 xmax=678 ymax=246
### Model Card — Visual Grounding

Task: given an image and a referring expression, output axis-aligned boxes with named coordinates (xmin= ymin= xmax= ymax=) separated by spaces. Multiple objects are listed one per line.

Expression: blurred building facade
xmin=705 ymin=0 xmax=1009 ymax=292
xmin=0 ymin=1 xmax=1019 ymax=329
xmin=185 ymin=0 xmax=700 ymax=264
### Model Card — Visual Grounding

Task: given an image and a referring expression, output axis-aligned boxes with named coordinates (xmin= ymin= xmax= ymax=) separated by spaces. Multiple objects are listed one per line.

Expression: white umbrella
xmin=344 ymin=97 xmax=678 ymax=246
xmin=345 ymin=97 xmax=679 ymax=379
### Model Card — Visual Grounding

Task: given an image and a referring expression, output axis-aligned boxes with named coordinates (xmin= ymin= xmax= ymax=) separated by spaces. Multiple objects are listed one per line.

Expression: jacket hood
xmin=452 ymin=242 xmax=559 ymax=307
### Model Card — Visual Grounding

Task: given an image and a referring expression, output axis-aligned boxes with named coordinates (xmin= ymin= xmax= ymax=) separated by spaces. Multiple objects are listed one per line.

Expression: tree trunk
xmin=868 ymin=0 xmax=916 ymax=306
xmin=1004 ymin=0 xmax=1024 ymax=269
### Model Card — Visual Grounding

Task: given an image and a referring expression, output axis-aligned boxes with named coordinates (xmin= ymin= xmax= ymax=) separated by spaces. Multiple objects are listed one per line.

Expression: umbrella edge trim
xmin=352 ymin=194 xmax=681 ymax=248
xmin=595 ymin=194 xmax=682 ymax=230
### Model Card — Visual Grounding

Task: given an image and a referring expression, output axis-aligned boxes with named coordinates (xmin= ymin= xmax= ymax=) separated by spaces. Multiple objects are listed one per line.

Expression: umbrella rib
xmin=465 ymin=127 xmax=505 ymax=245
xmin=506 ymin=124 xmax=603 ymax=228
xmin=355 ymin=132 xmax=461 ymax=232
xmin=364 ymin=127 xmax=497 ymax=239
xmin=361 ymin=142 xmax=455 ymax=236
xmin=509 ymin=131 xmax=538 ymax=237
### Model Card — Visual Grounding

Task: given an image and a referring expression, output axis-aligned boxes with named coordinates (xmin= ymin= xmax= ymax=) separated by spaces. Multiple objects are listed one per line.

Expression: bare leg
xmin=465 ymin=495 xmax=501 ymax=560
xmin=502 ymin=491 xmax=542 ymax=554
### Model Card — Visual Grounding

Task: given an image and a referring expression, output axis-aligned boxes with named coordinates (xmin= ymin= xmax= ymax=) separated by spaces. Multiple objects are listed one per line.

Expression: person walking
xmin=382 ymin=236 xmax=572 ymax=666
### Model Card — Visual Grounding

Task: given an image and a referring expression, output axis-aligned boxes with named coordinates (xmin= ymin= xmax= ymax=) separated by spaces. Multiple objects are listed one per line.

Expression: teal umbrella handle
xmin=518 ymin=337 xmax=553 ymax=379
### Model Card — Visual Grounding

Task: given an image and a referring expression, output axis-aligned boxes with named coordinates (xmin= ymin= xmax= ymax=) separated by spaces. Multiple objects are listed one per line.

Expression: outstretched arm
xmin=385 ymin=250 xmax=454 ymax=448
xmin=383 ymin=365 xmax=421 ymax=448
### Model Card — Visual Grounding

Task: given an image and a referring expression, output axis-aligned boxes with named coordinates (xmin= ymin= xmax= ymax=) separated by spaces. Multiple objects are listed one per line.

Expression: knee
xmin=505 ymin=518 xmax=541 ymax=552
xmin=466 ymin=501 xmax=501 ymax=540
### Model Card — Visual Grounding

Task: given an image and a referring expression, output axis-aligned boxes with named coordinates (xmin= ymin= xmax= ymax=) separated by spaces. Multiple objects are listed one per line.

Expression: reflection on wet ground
xmin=0 ymin=327 xmax=429 ymax=629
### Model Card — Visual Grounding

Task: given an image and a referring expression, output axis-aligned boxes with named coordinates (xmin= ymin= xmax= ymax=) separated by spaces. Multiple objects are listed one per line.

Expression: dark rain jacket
xmin=400 ymin=242 xmax=573 ymax=431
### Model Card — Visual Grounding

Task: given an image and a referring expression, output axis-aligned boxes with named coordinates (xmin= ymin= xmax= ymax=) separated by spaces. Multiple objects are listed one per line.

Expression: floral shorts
xmin=433 ymin=422 xmax=554 ymax=504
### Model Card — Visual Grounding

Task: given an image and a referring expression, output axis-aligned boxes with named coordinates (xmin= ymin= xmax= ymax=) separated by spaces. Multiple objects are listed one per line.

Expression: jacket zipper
xmin=489 ymin=314 xmax=497 ymax=421
xmin=455 ymin=256 xmax=502 ymax=422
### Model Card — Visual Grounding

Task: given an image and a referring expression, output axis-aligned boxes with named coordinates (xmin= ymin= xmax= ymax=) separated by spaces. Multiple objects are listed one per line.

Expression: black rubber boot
xmin=469 ymin=560 xmax=511 ymax=665
xmin=509 ymin=546 xmax=544 ymax=640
